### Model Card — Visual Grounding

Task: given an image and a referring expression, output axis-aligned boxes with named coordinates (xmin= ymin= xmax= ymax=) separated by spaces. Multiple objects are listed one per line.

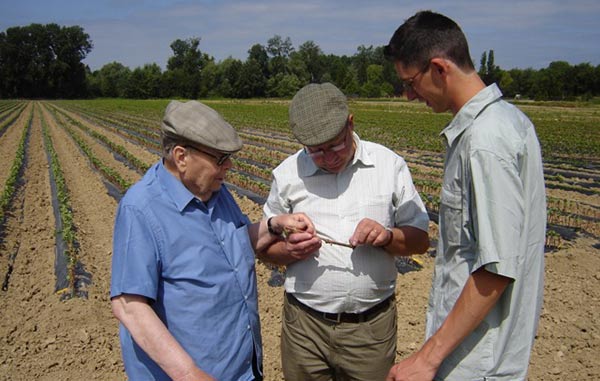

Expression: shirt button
xmin=244 ymin=295 xmax=248 ymax=300
xmin=247 ymin=325 xmax=251 ymax=330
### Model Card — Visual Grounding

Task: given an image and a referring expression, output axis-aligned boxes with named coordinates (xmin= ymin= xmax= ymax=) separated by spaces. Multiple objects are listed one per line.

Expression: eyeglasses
xmin=401 ymin=62 xmax=430 ymax=92
xmin=184 ymin=145 xmax=232 ymax=166
xmin=305 ymin=141 xmax=346 ymax=159
xmin=304 ymin=127 xmax=350 ymax=159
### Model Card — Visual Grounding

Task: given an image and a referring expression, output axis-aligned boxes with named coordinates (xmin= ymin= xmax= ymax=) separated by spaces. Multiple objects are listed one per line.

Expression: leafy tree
xmin=479 ymin=50 xmax=501 ymax=86
xmin=296 ymin=41 xmax=324 ymax=83
xmin=321 ymin=54 xmax=351 ymax=88
xmin=199 ymin=60 xmax=219 ymax=98
xmin=124 ymin=63 xmax=162 ymax=99
xmin=352 ymin=45 xmax=379 ymax=85
xmin=267 ymin=35 xmax=293 ymax=76
xmin=96 ymin=62 xmax=130 ymax=97
xmin=498 ymin=71 xmax=515 ymax=97
xmin=361 ymin=64 xmax=393 ymax=97
xmin=164 ymin=37 xmax=212 ymax=99
xmin=248 ymin=44 xmax=270 ymax=77
xmin=217 ymin=57 xmax=243 ymax=98
xmin=287 ymin=53 xmax=310 ymax=85
xmin=266 ymin=73 xmax=301 ymax=97
xmin=236 ymin=59 xmax=267 ymax=98
xmin=0 ymin=23 xmax=92 ymax=98
xmin=571 ymin=63 xmax=595 ymax=99
xmin=340 ymin=67 xmax=361 ymax=96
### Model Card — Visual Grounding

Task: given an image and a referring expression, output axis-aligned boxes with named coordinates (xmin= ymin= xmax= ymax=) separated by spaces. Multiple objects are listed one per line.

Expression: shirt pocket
xmin=231 ymin=224 xmax=256 ymax=268
xmin=439 ymin=186 xmax=464 ymax=249
xmin=349 ymin=193 xmax=393 ymax=228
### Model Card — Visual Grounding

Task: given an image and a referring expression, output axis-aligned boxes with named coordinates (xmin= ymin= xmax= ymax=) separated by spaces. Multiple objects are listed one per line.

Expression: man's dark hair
xmin=384 ymin=10 xmax=475 ymax=71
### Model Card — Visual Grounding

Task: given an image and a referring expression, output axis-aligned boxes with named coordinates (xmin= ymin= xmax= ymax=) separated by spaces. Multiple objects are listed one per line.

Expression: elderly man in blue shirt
xmin=110 ymin=100 xmax=320 ymax=381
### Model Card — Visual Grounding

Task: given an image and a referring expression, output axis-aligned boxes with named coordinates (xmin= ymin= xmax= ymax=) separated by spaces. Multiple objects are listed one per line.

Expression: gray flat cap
xmin=289 ymin=83 xmax=349 ymax=146
xmin=162 ymin=100 xmax=242 ymax=153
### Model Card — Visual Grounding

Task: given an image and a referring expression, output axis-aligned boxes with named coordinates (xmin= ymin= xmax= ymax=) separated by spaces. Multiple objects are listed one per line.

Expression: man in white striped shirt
xmin=260 ymin=83 xmax=430 ymax=381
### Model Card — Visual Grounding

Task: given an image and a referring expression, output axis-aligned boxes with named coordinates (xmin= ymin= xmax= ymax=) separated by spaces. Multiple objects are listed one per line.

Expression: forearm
xmin=383 ymin=226 xmax=429 ymax=256
xmin=248 ymin=218 xmax=278 ymax=254
xmin=418 ymin=268 xmax=511 ymax=368
xmin=111 ymin=295 xmax=214 ymax=381
xmin=250 ymin=213 xmax=321 ymax=264
xmin=256 ymin=240 xmax=298 ymax=266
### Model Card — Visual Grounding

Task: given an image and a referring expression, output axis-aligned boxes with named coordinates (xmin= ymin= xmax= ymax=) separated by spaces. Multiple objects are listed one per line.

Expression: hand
xmin=273 ymin=213 xmax=321 ymax=261
xmin=272 ymin=212 xmax=316 ymax=236
xmin=385 ymin=352 xmax=437 ymax=381
xmin=349 ymin=218 xmax=392 ymax=248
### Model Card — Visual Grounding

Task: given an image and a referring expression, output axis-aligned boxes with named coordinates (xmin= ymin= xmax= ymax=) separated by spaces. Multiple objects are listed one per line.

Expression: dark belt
xmin=286 ymin=293 xmax=393 ymax=324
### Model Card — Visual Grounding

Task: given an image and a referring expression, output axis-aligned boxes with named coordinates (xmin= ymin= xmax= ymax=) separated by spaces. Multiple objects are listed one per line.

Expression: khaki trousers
xmin=281 ymin=293 xmax=397 ymax=381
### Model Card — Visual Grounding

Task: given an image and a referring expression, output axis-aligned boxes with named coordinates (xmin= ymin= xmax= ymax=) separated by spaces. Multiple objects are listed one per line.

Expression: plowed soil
xmin=0 ymin=102 xmax=598 ymax=380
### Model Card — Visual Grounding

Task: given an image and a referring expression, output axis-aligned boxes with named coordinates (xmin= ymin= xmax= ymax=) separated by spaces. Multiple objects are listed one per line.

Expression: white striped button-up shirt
xmin=264 ymin=133 xmax=429 ymax=313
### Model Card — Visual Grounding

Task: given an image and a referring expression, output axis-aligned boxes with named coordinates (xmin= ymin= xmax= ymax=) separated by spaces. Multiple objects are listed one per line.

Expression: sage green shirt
xmin=427 ymin=84 xmax=546 ymax=381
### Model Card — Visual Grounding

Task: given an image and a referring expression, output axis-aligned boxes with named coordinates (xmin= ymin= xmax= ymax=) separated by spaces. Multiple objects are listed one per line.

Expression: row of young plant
xmin=0 ymin=100 xmax=19 ymax=113
xmin=52 ymin=104 xmax=285 ymax=197
xmin=62 ymin=103 xmax=600 ymax=226
xmin=0 ymin=100 xmax=25 ymax=117
xmin=0 ymin=102 xmax=19 ymax=122
xmin=0 ymin=107 xmax=32 ymax=224
xmin=227 ymin=171 xmax=271 ymax=199
xmin=43 ymin=104 xmax=134 ymax=192
xmin=54 ymin=102 xmax=162 ymax=152
xmin=48 ymin=104 xmax=151 ymax=175
xmin=65 ymin=102 xmax=161 ymax=130
xmin=46 ymin=100 xmax=598 ymax=247
xmin=40 ymin=107 xmax=79 ymax=297
xmin=62 ymin=102 xmax=161 ymax=138
xmin=0 ymin=103 xmax=27 ymax=137
xmin=239 ymin=131 xmax=301 ymax=154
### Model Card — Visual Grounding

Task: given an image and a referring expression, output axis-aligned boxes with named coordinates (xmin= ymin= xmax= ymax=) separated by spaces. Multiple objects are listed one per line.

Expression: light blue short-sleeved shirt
xmin=428 ymin=84 xmax=546 ymax=381
xmin=111 ymin=161 xmax=261 ymax=381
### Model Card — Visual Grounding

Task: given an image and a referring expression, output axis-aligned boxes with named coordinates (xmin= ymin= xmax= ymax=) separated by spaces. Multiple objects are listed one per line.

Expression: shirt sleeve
xmin=263 ymin=175 xmax=291 ymax=217
xmin=470 ymin=149 xmax=523 ymax=280
xmin=110 ymin=203 xmax=161 ymax=301
xmin=394 ymin=157 xmax=430 ymax=232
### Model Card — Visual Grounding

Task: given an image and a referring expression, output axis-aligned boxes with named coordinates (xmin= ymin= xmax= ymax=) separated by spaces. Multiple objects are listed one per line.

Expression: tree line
xmin=1 ymin=23 xmax=599 ymax=101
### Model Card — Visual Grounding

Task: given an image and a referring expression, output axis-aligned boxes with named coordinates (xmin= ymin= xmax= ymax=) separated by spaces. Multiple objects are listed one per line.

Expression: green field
xmin=52 ymin=97 xmax=600 ymax=166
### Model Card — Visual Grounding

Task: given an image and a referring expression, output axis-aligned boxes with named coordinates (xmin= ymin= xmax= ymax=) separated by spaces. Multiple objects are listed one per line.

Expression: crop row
xmin=48 ymin=105 xmax=151 ymax=174
xmin=44 ymin=105 xmax=133 ymax=192
xmin=0 ymin=108 xmax=32 ymax=225
xmin=55 ymin=103 xmax=162 ymax=152
xmin=41 ymin=108 xmax=79 ymax=298
xmin=44 ymin=100 xmax=599 ymax=246
xmin=0 ymin=103 xmax=27 ymax=137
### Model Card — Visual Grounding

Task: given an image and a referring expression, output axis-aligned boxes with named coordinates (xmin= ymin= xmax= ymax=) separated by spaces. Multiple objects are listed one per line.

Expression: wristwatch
xmin=267 ymin=217 xmax=282 ymax=236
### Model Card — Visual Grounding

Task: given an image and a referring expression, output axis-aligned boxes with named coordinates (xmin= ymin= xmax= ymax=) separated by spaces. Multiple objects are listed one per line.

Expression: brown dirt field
xmin=0 ymin=102 xmax=598 ymax=380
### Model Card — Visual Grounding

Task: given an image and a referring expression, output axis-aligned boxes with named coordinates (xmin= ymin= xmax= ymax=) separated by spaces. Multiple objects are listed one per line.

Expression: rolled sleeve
xmin=470 ymin=149 xmax=523 ymax=280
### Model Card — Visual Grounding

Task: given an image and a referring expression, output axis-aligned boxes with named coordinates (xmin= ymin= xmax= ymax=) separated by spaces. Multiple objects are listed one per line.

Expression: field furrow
xmin=0 ymin=99 xmax=597 ymax=381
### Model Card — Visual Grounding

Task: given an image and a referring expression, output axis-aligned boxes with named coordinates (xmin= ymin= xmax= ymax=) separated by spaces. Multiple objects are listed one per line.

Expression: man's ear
xmin=171 ymin=145 xmax=188 ymax=171
xmin=430 ymin=57 xmax=450 ymax=78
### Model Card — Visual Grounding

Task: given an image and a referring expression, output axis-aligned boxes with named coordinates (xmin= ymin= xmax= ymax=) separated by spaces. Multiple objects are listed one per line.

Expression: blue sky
xmin=1 ymin=0 xmax=599 ymax=71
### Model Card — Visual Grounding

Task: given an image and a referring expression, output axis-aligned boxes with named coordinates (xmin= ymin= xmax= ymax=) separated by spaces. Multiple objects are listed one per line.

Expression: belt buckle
xmin=322 ymin=312 xmax=342 ymax=324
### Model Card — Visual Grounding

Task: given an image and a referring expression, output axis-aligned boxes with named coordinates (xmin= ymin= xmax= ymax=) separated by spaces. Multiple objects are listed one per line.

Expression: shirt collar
xmin=441 ymin=83 xmax=503 ymax=147
xmin=298 ymin=132 xmax=374 ymax=177
xmin=156 ymin=160 xmax=219 ymax=212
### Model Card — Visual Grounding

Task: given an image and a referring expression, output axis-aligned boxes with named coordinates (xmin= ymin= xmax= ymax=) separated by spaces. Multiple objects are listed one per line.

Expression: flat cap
xmin=162 ymin=100 xmax=242 ymax=153
xmin=289 ymin=83 xmax=349 ymax=146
